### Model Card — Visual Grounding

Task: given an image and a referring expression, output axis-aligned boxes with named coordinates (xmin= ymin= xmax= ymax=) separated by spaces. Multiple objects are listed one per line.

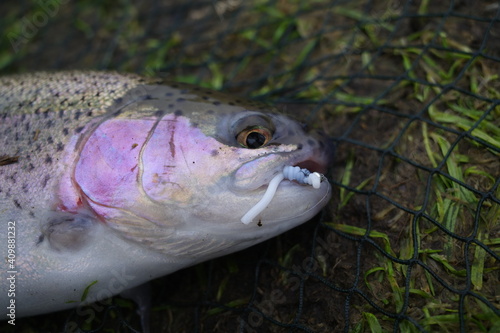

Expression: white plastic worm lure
xmin=241 ymin=166 xmax=326 ymax=224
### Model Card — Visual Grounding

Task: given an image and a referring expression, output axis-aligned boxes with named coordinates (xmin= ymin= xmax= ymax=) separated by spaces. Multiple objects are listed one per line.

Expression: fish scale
xmin=1 ymin=72 xmax=156 ymax=217
xmin=0 ymin=71 xmax=332 ymax=325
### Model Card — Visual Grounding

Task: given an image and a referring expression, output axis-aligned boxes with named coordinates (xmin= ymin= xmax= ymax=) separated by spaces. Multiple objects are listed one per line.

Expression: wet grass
xmin=323 ymin=0 xmax=499 ymax=331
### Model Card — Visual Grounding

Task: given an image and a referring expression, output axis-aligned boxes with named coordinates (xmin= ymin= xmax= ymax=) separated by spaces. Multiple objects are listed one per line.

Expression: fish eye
xmin=236 ymin=126 xmax=273 ymax=149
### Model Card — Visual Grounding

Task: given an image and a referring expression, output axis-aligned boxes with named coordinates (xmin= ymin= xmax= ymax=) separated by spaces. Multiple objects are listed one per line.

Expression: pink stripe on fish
xmin=74 ymin=118 xmax=156 ymax=213
xmin=141 ymin=114 xmax=229 ymax=203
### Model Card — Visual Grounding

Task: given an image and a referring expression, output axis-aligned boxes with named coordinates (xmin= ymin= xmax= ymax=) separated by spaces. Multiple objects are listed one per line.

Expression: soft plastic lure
xmin=241 ymin=166 xmax=325 ymax=224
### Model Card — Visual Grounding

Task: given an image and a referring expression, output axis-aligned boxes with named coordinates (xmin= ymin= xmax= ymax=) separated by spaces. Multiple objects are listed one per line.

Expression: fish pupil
xmin=246 ymin=132 xmax=266 ymax=148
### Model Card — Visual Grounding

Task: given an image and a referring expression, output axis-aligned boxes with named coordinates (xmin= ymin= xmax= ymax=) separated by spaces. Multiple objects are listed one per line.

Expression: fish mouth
xmin=238 ymin=156 xmax=332 ymax=225
xmin=294 ymin=159 xmax=327 ymax=175
xmin=231 ymin=151 xmax=330 ymax=193
xmin=276 ymin=159 xmax=327 ymax=189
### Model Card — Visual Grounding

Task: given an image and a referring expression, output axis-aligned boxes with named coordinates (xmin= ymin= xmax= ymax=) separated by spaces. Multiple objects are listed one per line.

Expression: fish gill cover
xmin=0 ymin=0 xmax=499 ymax=332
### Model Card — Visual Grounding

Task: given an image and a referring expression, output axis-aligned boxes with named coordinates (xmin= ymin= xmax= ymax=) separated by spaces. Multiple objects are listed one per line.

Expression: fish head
xmin=72 ymin=83 xmax=332 ymax=260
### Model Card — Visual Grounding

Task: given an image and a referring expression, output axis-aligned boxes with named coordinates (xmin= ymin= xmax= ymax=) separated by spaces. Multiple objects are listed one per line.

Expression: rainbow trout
xmin=0 ymin=71 xmax=331 ymax=321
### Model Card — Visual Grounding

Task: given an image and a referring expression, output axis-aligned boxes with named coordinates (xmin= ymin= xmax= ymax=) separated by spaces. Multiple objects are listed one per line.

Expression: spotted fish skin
xmin=1 ymin=72 xmax=158 ymax=219
xmin=0 ymin=71 xmax=332 ymax=318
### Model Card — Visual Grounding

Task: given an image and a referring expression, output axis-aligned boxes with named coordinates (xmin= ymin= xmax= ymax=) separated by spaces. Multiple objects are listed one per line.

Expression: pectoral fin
xmin=40 ymin=211 xmax=97 ymax=252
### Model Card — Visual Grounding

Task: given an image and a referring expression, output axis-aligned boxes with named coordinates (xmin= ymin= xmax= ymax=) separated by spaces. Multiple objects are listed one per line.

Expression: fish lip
xmin=271 ymin=180 xmax=331 ymax=222
xmin=293 ymin=159 xmax=327 ymax=174
xmin=230 ymin=151 xmax=329 ymax=193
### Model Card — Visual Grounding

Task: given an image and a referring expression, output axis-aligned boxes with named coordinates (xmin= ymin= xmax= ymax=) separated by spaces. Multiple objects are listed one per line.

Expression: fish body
xmin=0 ymin=71 xmax=331 ymax=318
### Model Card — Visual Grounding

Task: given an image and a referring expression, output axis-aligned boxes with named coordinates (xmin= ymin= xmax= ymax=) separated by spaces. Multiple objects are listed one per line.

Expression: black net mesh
xmin=1 ymin=0 xmax=499 ymax=332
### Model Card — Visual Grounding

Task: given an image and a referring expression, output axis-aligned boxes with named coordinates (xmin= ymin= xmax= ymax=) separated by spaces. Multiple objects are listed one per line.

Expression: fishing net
xmin=1 ymin=0 xmax=499 ymax=332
